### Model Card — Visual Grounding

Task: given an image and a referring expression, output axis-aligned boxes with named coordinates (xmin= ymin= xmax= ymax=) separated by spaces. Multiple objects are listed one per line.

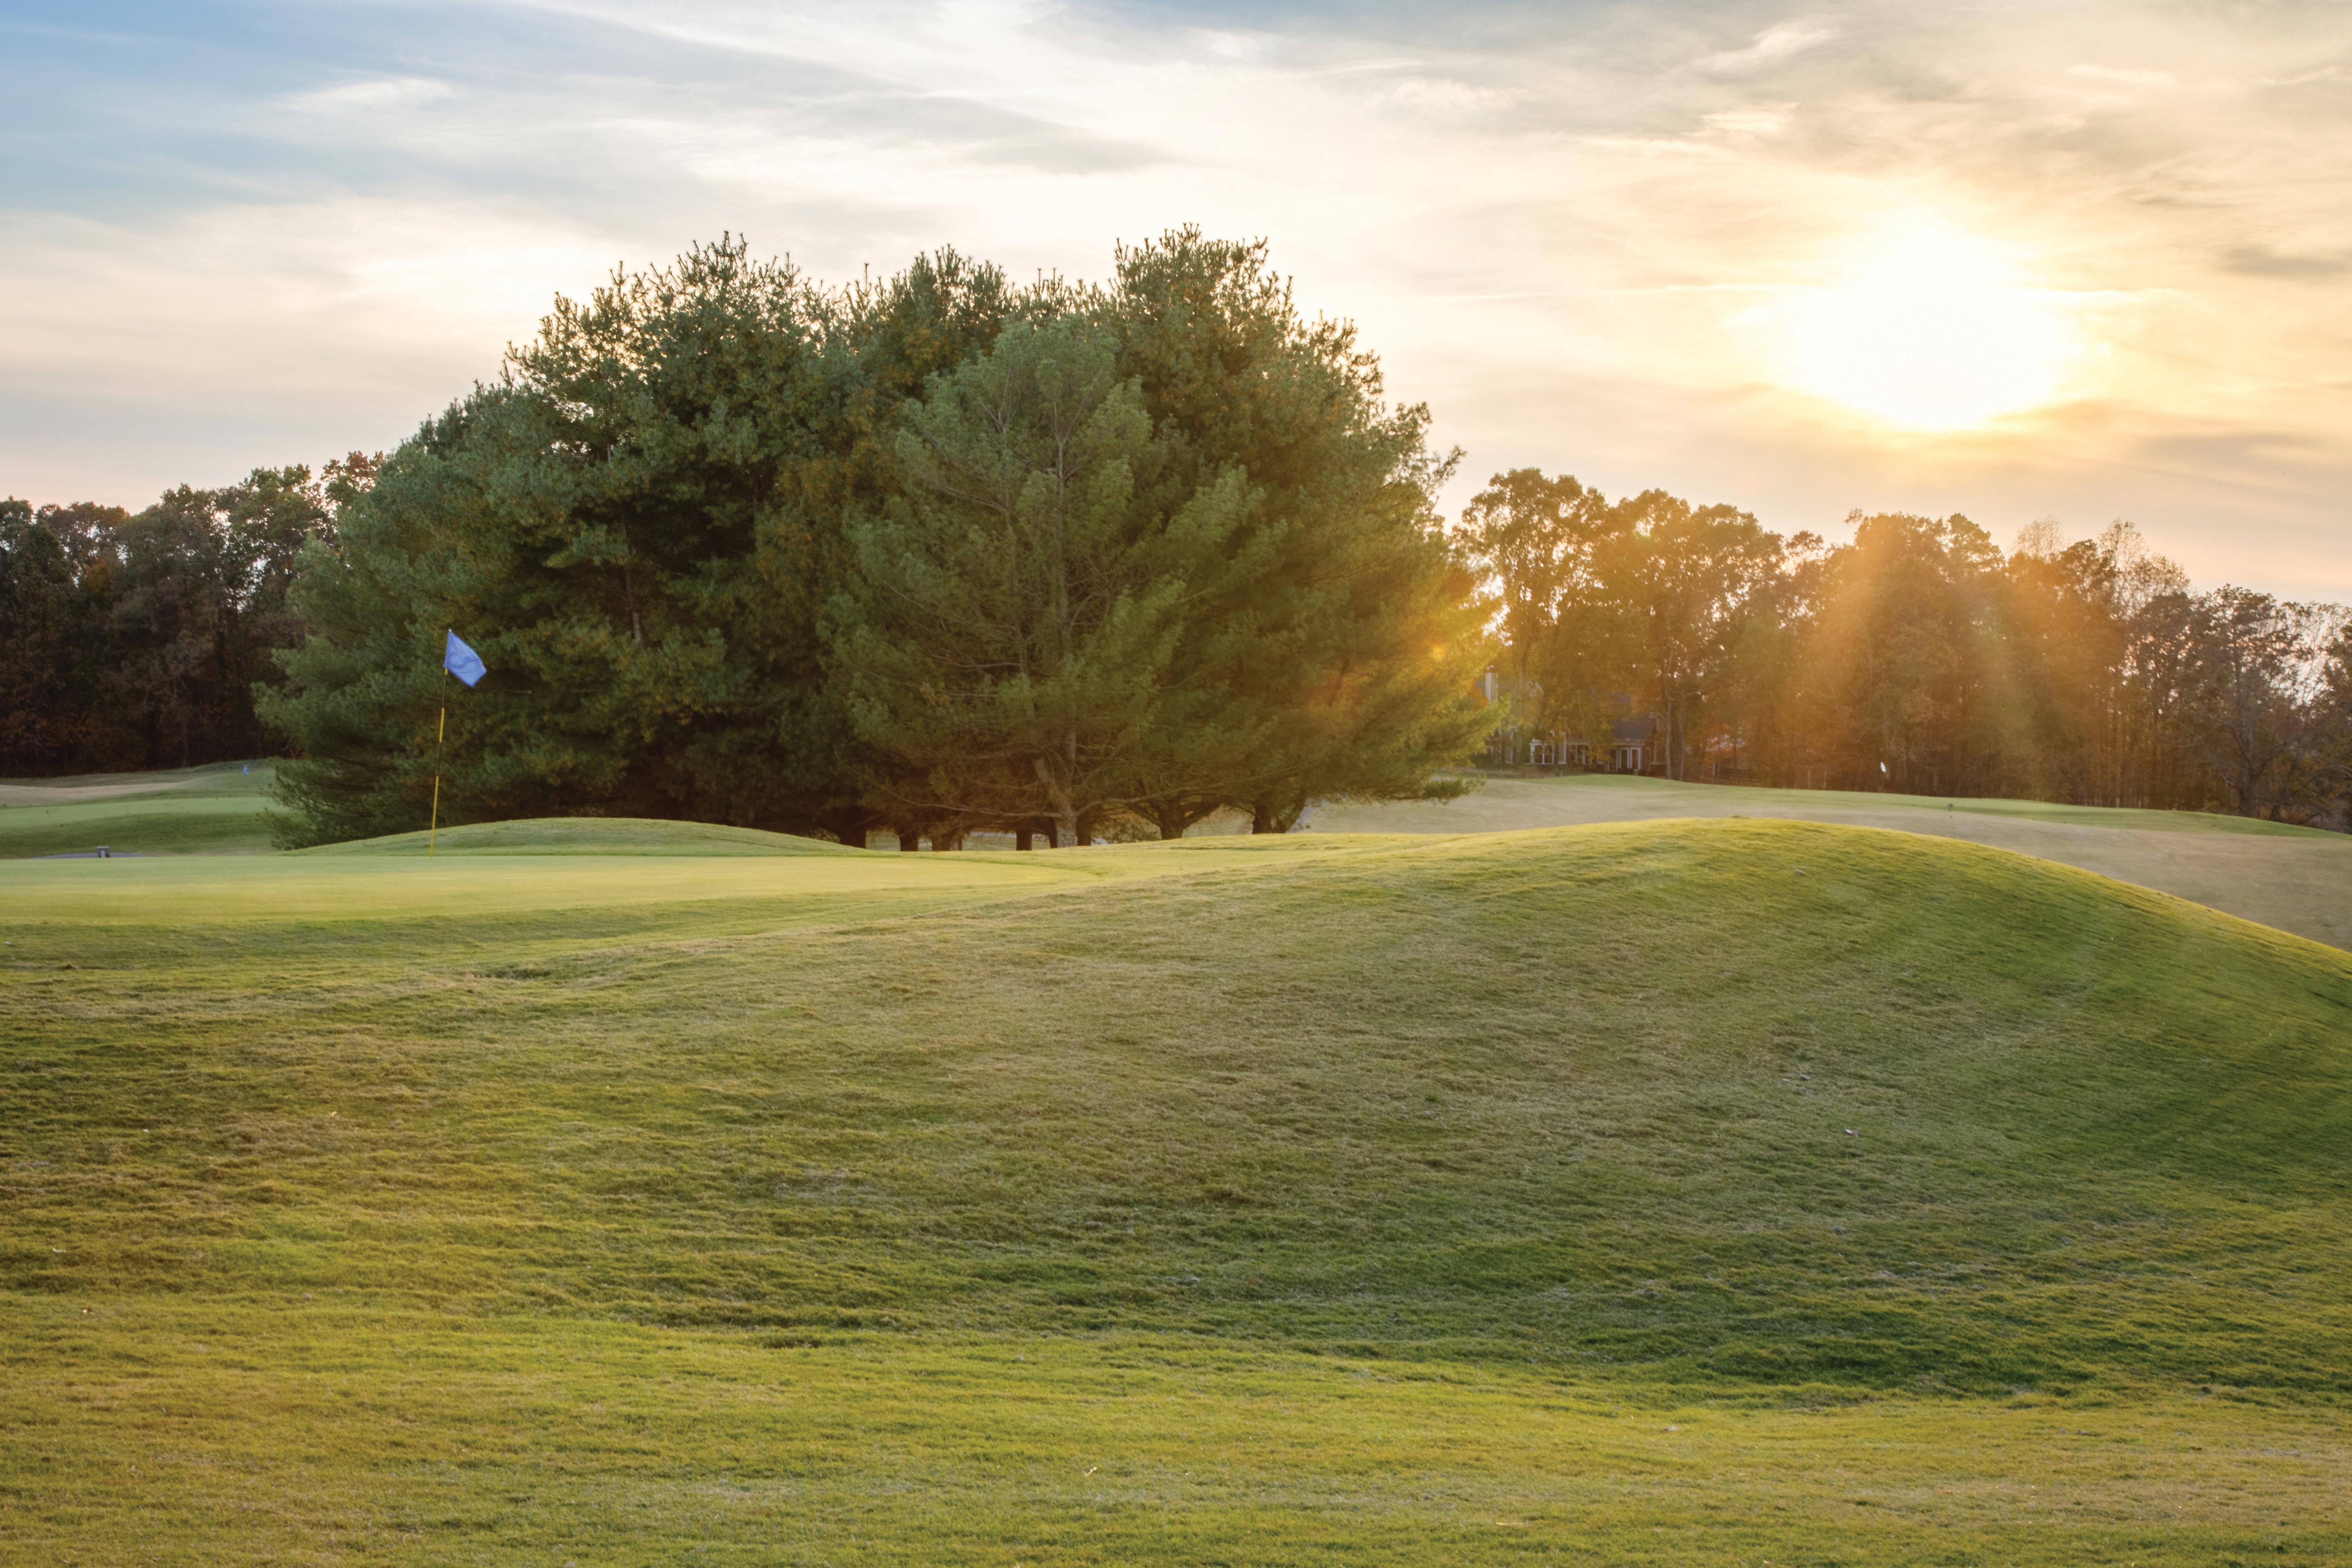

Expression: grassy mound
xmin=6 ymin=819 xmax=2350 ymax=1561
xmin=1317 ymin=772 xmax=2352 ymax=950
xmin=298 ymin=814 xmax=860 ymax=857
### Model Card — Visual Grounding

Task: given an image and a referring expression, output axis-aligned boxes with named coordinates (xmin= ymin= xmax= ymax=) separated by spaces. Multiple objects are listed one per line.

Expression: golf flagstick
xmin=431 ymin=629 xmax=489 ymax=857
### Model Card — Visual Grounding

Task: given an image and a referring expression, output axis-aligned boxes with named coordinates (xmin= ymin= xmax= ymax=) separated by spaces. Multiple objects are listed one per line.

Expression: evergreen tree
xmin=1101 ymin=229 xmax=1494 ymax=833
xmin=830 ymin=317 xmax=1253 ymax=847
xmin=264 ymin=239 xmax=875 ymax=844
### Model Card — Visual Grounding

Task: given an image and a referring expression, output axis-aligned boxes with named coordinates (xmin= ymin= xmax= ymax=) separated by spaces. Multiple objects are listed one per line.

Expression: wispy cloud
xmin=1698 ymin=19 xmax=1839 ymax=76
xmin=1703 ymin=106 xmax=1792 ymax=140
xmin=2221 ymin=244 xmax=2351 ymax=280
xmin=289 ymin=78 xmax=456 ymax=112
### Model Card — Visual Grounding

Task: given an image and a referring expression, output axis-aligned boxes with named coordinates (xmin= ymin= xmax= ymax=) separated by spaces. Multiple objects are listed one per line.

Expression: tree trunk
xmin=897 ymin=826 xmax=921 ymax=852
xmin=1151 ymin=801 xmax=1205 ymax=840
xmin=1251 ymin=797 xmax=1304 ymax=834
xmin=1033 ymin=755 xmax=1080 ymax=851
xmin=1016 ymin=829 xmax=1033 ymax=852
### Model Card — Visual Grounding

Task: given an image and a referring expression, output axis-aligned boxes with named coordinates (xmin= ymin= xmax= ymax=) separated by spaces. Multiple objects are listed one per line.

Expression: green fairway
xmin=14 ymin=758 xmax=2350 ymax=951
xmin=5 ymin=819 xmax=2350 ymax=1562
xmin=1317 ymin=772 xmax=2352 ymax=950
xmin=0 ymin=762 xmax=279 ymax=859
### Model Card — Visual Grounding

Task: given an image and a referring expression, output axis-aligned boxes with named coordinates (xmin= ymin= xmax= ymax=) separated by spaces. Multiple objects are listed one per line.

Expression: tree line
xmin=7 ymin=231 xmax=2348 ymax=837
xmin=1460 ymin=470 xmax=2352 ymax=824
xmin=0 ymin=463 xmax=366 ymax=774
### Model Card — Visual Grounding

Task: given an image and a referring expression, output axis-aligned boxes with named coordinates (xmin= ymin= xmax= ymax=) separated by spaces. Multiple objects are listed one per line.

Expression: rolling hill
xmin=10 ymin=758 xmax=2349 ymax=953
xmin=1310 ymin=771 xmax=2352 ymax=950
xmin=5 ymin=818 xmax=2348 ymax=1562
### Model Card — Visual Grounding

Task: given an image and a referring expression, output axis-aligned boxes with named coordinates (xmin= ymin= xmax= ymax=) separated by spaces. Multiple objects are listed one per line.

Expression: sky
xmin=5 ymin=0 xmax=2350 ymax=596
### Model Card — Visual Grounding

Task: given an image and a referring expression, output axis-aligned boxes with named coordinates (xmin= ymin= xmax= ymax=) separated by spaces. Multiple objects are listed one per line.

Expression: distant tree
xmin=1705 ymin=528 xmax=1823 ymax=782
xmin=1600 ymin=490 xmax=1782 ymax=781
xmin=2002 ymin=527 xmax=2119 ymax=802
xmin=2305 ymin=620 xmax=2352 ymax=824
xmin=1457 ymin=468 xmax=1622 ymax=756
xmin=1801 ymin=512 xmax=2011 ymax=794
xmin=2182 ymin=587 xmax=2324 ymax=818
xmin=107 ymin=468 xmax=343 ymax=769
xmin=0 ymin=500 xmax=76 ymax=771
xmin=0 ymin=474 xmax=338 ymax=776
xmin=8 ymin=501 xmax=137 ymax=772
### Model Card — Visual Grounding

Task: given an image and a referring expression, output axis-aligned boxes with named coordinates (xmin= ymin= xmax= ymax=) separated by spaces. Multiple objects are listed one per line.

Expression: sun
xmin=1785 ymin=223 xmax=2076 ymax=431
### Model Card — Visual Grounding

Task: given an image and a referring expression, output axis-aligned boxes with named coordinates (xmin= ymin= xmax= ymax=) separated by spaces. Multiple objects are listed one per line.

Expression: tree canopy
xmin=1462 ymin=471 xmax=2352 ymax=824
xmin=251 ymin=231 xmax=1492 ymax=845
xmin=0 ymin=467 xmax=353 ymax=776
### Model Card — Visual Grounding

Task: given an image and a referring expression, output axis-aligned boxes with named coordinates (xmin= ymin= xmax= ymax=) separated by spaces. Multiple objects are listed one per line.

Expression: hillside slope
xmin=11 ymin=819 xmax=2349 ymax=1384
xmin=1313 ymin=772 xmax=2352 ymax=949
xmin=6 ymin=819 xmax=2350 ymax=1562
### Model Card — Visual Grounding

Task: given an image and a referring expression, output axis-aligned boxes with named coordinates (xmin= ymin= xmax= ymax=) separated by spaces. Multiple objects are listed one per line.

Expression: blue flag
xmin=443 ymin=630 xmax=486 ymax=688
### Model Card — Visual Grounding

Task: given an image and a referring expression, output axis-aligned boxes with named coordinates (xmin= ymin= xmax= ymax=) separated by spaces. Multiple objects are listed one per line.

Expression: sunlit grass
xmin=5 ymin=819 xmax=2350 ymax=1561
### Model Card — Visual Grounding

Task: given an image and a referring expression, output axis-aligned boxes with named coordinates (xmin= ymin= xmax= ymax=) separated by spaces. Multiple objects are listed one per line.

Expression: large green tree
xmin=1099 ymin=230 xmax=1493 ymax=834
xmin=265 ymin=232 xmax=1485 ymax=847
xmin=831 ymin=317 xmax=1252 ymax=847
xmin=265 ymin=239 xmax=1028 ymax=847
xmin=267 ymin=242 xmax=855 ymax=843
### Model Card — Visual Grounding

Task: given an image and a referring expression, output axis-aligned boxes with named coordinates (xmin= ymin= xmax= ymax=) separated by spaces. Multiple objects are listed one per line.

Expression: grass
xmin=0 ymin=762 xmax=278 ymax=859
xmin=1517 ymin=771 xmax=2336 ymax=836
xmin=5 ymin=818 xmax=2351 ymax=1562
xmin=1318 ymin=772 xmax=2352 ymax=951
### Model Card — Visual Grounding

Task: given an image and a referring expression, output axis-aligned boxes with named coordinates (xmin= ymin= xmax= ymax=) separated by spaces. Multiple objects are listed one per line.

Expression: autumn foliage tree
xmin=1462 ymin=468 xmax=2352 ymax=826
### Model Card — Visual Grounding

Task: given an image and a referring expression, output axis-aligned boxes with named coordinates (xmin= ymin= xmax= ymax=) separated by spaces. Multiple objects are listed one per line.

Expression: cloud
xmin=2068 ymin=64 xmax=2178 ymax=88
xmin=2258 ymin=64 xmax=2349 ymax=87
xmin=1386 ymin=76 xmax=1514 ymax=119
xmin=289 ymin=78 xmax=456 ymax=112
xmin=2221 ymin=244 xmax=2352 ymax=279
xmin=1703 ymin=107 xmax=1792 ymax=140
xmin=1580 ymin=135 xmax=1730 ymax=159
xmin=1698 ymin=20 xmax=1839 ymax=76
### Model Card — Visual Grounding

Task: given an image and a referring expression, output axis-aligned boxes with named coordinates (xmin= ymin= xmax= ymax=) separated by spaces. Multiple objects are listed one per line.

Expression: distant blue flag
xmin=443 ymin=630 xmax=486 ymax=688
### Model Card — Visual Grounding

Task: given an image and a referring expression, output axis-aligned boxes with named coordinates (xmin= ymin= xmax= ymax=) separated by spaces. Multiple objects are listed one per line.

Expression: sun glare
xmin=1786 ymin=225 xmax=2076 ymax=431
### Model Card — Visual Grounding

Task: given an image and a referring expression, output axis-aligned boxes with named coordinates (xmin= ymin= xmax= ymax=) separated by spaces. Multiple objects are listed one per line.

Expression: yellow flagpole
xmin=429 ymin=705 xmax=445 ymax=858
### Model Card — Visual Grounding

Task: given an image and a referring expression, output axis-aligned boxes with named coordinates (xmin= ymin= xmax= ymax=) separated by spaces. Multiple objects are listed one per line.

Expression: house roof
xmin=1609 ymin=713 xmax=1661 ymax=743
